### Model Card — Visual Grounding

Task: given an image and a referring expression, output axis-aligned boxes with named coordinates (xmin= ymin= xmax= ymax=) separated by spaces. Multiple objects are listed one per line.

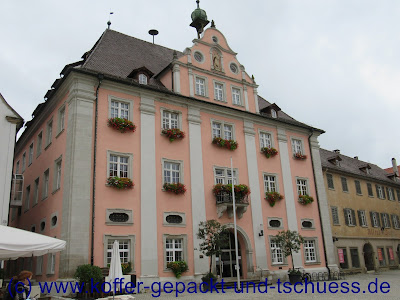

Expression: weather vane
xmin=107 ymin=11 xmax=114 ymax=29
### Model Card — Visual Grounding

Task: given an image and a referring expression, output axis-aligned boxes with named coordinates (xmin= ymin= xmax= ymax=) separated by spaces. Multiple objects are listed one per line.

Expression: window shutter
xmin=344 ymin=209 xmax=349 ymax=226
xmin=351 ymin=209 xmax=357 ymax=226
xmin=391 ymin=215 xmax=396 ymax=228
xmin=375 ymin=185 xmax=380 ymax=198
xmin=358 ymin=210 xmax=363 ymax=226
xmin=380 ymin=213 xmax=385 ymax=227
xmin=393 ymin=190 xmax=397 ymax=201
xmin=382 ymin=187 xmax=386 ymax=199
xmin=386 ymin=213 xmax=391 ymax=228
xmin=370 ymin=211 xmax=374 ymax=227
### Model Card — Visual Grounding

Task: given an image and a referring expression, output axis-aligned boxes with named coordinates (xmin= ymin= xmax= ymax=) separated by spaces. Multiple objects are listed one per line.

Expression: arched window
xmin=139 ymin=74 xmax=148 ymax=85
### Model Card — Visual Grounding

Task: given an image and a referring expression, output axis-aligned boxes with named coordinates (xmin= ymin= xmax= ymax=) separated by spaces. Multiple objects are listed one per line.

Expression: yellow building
xmin=320 ymin=149 xmax=400 ymax=272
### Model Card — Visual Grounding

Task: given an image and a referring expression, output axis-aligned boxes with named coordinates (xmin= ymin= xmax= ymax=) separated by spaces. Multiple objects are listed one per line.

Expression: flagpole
xmin=231 ymin=156 xmax=241 ymax=290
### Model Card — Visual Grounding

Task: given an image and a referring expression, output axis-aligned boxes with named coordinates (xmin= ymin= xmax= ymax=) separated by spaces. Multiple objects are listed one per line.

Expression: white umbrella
xmin=0 ymin=225 xmax=66 ymax=260
xmin=108 ymin=240 xmax=123 ymax=297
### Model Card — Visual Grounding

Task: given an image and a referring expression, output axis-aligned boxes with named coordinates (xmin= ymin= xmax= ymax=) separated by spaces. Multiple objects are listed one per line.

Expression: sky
xmin=1 ymin=0 xmax=399 ymax=169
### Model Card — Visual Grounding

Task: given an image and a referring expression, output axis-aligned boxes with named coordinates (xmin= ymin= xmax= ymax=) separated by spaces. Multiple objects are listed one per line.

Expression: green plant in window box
xmin=167 ymin=261 xmax=188 ymax=278
xmin=107 ymin=117 xmax=136 ymax=133
xmin=212 ymin=137 xmax=238 ymax=150
xmin=265 ymin=192 xmax=284 ymax=207
xmin=261 ymin=147 xmax=278 ymax=158
xmin=212 ymin=183 xmax=251 ymax=202
xmin=107 ymin=177 xmax=134 ymax=189
xmin=298 ymin=194 xmax=314 ymax=205
xmin=121 ymin=262 xmax=132 ymax=275
xmin=162 ymin=128 xmax=185 ymax=142
xmin=163 ymin=182 xmax=187 ymax=194
xmin=293 ymin=152 xmax=307 ymax=160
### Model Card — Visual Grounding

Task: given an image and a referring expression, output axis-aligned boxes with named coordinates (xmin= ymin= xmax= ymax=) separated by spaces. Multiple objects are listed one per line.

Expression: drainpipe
xmin=308 ymin=129 xmax=331 ymax=278
xmin=91 ymin=74 xmax=104 ymax=265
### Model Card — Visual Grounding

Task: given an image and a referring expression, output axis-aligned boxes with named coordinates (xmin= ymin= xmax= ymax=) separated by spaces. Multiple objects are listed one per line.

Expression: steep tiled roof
xmin=320 ymin=148 xmax=400 ymax=187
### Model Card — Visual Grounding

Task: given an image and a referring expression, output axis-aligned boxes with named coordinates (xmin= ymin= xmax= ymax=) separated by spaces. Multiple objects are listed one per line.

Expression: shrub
xmin=167 ymin=261 xmax=188 ymax=278
xmin=74 ymin=264 xmax=103 ymax=286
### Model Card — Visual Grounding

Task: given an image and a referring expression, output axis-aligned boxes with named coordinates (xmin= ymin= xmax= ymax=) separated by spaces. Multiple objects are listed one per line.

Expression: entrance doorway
xmin=363 ymin=243 xmax=374 ymax=271
xmin=217 ymin=231 xmax=242 ymax=278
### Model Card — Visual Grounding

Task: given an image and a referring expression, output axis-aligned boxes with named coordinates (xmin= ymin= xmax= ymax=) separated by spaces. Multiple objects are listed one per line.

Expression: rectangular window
xmin=36 ymin=256 xmax=43 ymax=275
xmin=387 ymin=247 xmax=395 ymax=266
xmin=16 ymin=161 xmax=20 ymax=174
xmin=109 ymin=155 xmax=129 ymax=178
xmin=376 ymin=185 xmax=384 ymax=199
xmin=392 ymin=215 xmax=400 ymax=229
xmin=25 ymin=186 xmax=30 ymax=211
xmin=212 ymin=121 xmax=234 ymax=140
xmin=259 ymin=132 xmax=272 ymax=149
xmin=378 ymin=248 xmax=386 ymax=267
xmin=367 ymin=183 xmax=374 ymax=197
xmin=339 ymin=248 xmax=349 ymax=269
xmin=296 ymin=179 xmax=308 ymax=196
xmin=162 ymin=111 xmax=179 ymax=129
xmin=195 ymin=77 xmax=206 ymax=96
xmin=264 ymin=174 xmax=277 ymax=192
xmin=326 ymin=173 xmax=334 ymax=189
xmin=22 ymin=153 xmax=26 ymax=172
xmin=341 ymin=177 xmax=348 ymax=192
xmin=331 ymin=206 xmax=339 ymax=225
xmin=355 ymin=180 xmax=362 ymax=195
xmin=58 ymin=106 xmax=65 ymax=133
xmin=166 ymin=238 xmax=183 ymax=263
xmin=214 ymin=82 xmax=224 ymax=101
xmin=46 ymin=120 xmax=53 ymax=147
xmin=111 ymin=100 xmax=129 ymax=119
xmin=304 ymin=240 xmax=316 ymax=263
xmin=107 ymin=240 xmax=130 ymax=264
xmin=291 ymin=139 xmax=303 ymax=155
xmin=370 ymin=212 xmax=380 ymax=228
xmin=357 ymin=210 xmax=367 ymax=227
xmin=214 ymin=168 xmax=237 ymax=185
xmin=42 ymin=169 xmax=50 ymax=199
xmin=163 ymin=161 xmax=181 ymax=184
xmin=350 ymin=248 xmax=360 ymax=268
xmin=344 ymin=208 xmax=356 ymax=226
xmin=47 ymin=253 xmax=56 ymax=274
xmin=28 ymin=143 xmax=34 ymax=165
xmin=387 ymin=188 xmax=394 ymax=201
xmin=397 ymin=190 xmax=400 ymax=202
xmin=33 ymin=178 xmax=39 ymax=206
xmin=54 ymin=159 xmax=62 ymax=190
xmin=381 ymin=213 xmax=390 ymax=228
xmin=37 ymin=132 xmax=42 ymax=157
xmin=232 ymin=87 xmax=241 ymax=105
xmin=270 ymin=239 xmax=283 ymax=264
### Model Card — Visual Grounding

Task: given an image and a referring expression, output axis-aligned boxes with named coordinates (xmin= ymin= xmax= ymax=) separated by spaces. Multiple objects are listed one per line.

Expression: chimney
xmin=354 ymin=156 xmax=358 ymax=160
xmin=392 ymin=158 xmax=399 ymax=177
xmin=333 ymin=149 xmax=340 ymax=153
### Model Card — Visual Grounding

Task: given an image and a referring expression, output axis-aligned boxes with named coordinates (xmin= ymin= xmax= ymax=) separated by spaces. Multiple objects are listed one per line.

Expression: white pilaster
xmin=188 ymin=69 xmax=194 ymax=97
xmin=253 ymin=87 xmax=260 ymax=114
xmin=309 ymin=134 xmax=339 ymax=272
xmin=277 ymin=127 xmax=302 ymax=268
xmin=188 ymin=108 xmax=208 ymax=279
xmin=244 ymin=121 xmax=268 ymax=270
xmin=172 ymin=64 xmax=181 ymax=94
xmin=243 ymin=86 xmax=249 ymax=111
xmin=139 ymin=95 xmax=159 ymax=284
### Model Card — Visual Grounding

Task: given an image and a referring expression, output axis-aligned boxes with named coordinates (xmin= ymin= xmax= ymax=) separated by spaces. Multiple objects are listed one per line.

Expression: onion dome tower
xmin=190 ymin=0 xmax=210 ymax=39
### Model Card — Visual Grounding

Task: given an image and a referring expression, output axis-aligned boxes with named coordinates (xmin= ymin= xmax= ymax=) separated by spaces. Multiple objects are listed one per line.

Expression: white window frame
xmin=47 ymin=253 xmax=56 ymax=275
xmin=296 ymin=177 xmax=309 ymax=196
xmin=53 ymin=155 xmax=62 ymax=192
xmin=372 ymin=212 xmax=379 ymax=227
xmin=267 ymin=217 xmax=284 ymax=230
xmin=138 ymin=73 xmax=148 ymax=85
xmin=50 ymin=212 xmax=58 ymax=229
xmin=291 ymin=138 xmax=304 ymax=155
xmin=42 ymin=169 xmax=50 ymax=200
xmin=211 ymin=119 xmax=235 ymax=141
xmin=213 ymin=80 xmax=226 ymax=102
xmin=193 ymin=50 xmax=205 ymax=64
xmin=57 ymin=105 xmax=66 ymax=135
xmin=108 ymin=96 xmax=134 ymax=121
xmin=194 ymin=75 xmax=208 ymax=97
xmin=28 ymin=143 xmax=34 ymax=166
xmin=377 ymin=185 xmax=384 ymax=199
xmin=345 ymin=208 xmax=356 ymax=226
xmin=162 ymin=158 xmax=184 ymax=185
xmin=160 ymin=108 xmax=182 ymax=130
xmin=163 ymin=234 xmax=188 ymax=271
xmin=301 ymin=218 xmax=315 ymax=230
xmin=46 ymin=118 xmax=53 ymax=148
xmin=382 ymin=213 xmax=390 ymax=228
xmin=106 ymin=209 xmax=133 ymax=226
xmin=36 ymin=256 xmax=43 ymax=275
xmin=359 ymin=210 xmax=367 ymax=227
xmin=259 ymin=130 xmax=273 ymax=149
xmin=163 ymin=212 xmax=186 ymax=227
xmin=213 ymin=166 xmax=238 ymax=185
xmin=304 ymin=238 xmax=319 ymax=264
xmin=231 ymin=86 xmax=243 ymax=106
xmin=392 ymin=215 xmax=400 ymax=229
xmin=269 ymin=237 xmax=285 ymax=265
xmin=33 ymin=177 xmax=39 ymax=206
xmin=271 ymin=109 xmax=277 ymax=118
xmin=388 ymin=188 xmax=394 ymax=201
xmin=331 ymin=206 xmax=340 ymax=225
xmin=37 ymin=131 xmax=43 ymax=157
xmin=103 ymin=235 xmax=135 ymax=269
xmin=263 ymin=173 xmax=278 ymax=193
xmin=107 ymin=150 xmax=133 ymax=179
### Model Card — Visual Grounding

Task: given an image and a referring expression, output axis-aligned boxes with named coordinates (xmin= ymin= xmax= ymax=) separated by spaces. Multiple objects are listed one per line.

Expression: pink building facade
xmin=9 ymin=7 xmax=338 ymax=285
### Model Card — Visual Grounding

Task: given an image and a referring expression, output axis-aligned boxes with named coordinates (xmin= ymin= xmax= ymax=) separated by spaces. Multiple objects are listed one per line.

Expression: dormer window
xmin=359 ymin=164 xmax=371 ymax=174
xmin=139 ymin=74 xmax=148 ymax=85
xmin=327 ymin=155 xmax=342 ymax=167
xmin=271 ymin=109 xmax=277 ymax=118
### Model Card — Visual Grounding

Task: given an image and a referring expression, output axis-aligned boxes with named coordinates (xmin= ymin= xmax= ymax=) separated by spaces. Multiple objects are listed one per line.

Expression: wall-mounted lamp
xmin=332 ymin=237 xmax=339 ymax=242
xmin=259 ymin=224 xmax=264 ymax=237
xmin=381 ymin=227 xmax=385 ymax=231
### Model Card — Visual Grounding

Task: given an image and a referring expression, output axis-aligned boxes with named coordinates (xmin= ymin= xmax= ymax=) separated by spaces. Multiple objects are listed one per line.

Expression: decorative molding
xmin=187 ymin=107 xmax=202 ymax=125
xmin=243 ymin=121 xmax=255 ymax=136
xmin=139 ymin=96 xmax=156 ymax=115
xmin=277 ymin=128 xmax=288 ymax=142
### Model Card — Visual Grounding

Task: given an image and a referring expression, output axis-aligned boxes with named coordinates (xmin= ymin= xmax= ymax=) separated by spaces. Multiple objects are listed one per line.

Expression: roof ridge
xmin=320 ymin=148 xmax=376 ymax=168
xmin=82 ymin=30 xmax=108 ymax=68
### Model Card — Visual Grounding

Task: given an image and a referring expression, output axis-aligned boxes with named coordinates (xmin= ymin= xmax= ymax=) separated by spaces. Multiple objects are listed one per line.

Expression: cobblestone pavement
xmin=132 ymin=270 xmax=400 ymax=299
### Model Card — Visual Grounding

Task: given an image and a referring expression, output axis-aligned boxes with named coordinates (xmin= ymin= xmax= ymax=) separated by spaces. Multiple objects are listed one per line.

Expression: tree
xmin=274 ymin=230 xmax=304 ymax=273
xmin=197 ymin=220 xmax=229 ymax=275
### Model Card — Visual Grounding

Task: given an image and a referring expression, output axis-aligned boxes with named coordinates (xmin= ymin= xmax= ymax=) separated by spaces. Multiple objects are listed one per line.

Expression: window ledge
xmin=195 ymin=94 xmax=209 ymax=99
xmin=36 ymin=153 xmax=41 ymax=158
xmin=105 ymin=221 xmax=134 ymax=226
xmin=56 ymin=129 xmax=64 ymax=139
xmin=304 ymin=261 xmax=321 ymax=265
xmin=301 ymin=227 xmax=316 ymax=231
xmin=356 ymin=193 xmax=363 ymax=196
xmin=28 ymin=163 xmax=32 ymax=167
xmin=347 ymin=224 xmax=356 ymax=227
xmin=45 ymin=142 xmax=52 ymax=150
xmin=232 ymin=103 xmax=245 ymax=108
xmin=52 ymin=188 xmax=60 ymax=195
xmin=42 ymin=196 xmax=48 ymax=201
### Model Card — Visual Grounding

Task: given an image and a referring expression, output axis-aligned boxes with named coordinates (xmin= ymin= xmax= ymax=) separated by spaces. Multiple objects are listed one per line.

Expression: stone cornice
xmin=5 ymin=116 xmax=23 ymax=125
xmin=192 ymin=39 xmax=237 ymax=55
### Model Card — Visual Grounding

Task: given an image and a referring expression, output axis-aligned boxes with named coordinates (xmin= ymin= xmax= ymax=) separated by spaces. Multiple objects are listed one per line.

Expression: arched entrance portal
xmin=216 ymin=224 xmax=253 ymax=279
xmin=363 ymin=243 xmax=375 ymax=271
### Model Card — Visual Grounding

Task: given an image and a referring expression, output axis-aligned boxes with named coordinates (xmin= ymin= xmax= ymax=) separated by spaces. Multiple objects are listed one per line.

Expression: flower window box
xmin=212 ymin=137 xmax=238 ymax=151
xmin=163 ymin=182 xmax=187 ymax=194
xmin=108 ymin=117 xmax=136 ymax=133
xmin=107 ymin=177 xmax=134 ymax=189
xmin=298 ymin=194 xmax=314 ymax=205
xmin=261 ymin=147 xmax=278 ymax=158
xmin=162 ymin=128 xmax=185 ymax=142
xmin=212 ymin=184 xmax=250 ymax=203
xmin=265 ymin=192 xmax=284 ymax=207
xmin=293 ymin=153 xmax=307 ymax=160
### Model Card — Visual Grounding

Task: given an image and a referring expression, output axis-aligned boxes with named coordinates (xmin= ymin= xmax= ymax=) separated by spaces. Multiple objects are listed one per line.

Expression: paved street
xmin=133 ymin=270 xmax=400 ymax=299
